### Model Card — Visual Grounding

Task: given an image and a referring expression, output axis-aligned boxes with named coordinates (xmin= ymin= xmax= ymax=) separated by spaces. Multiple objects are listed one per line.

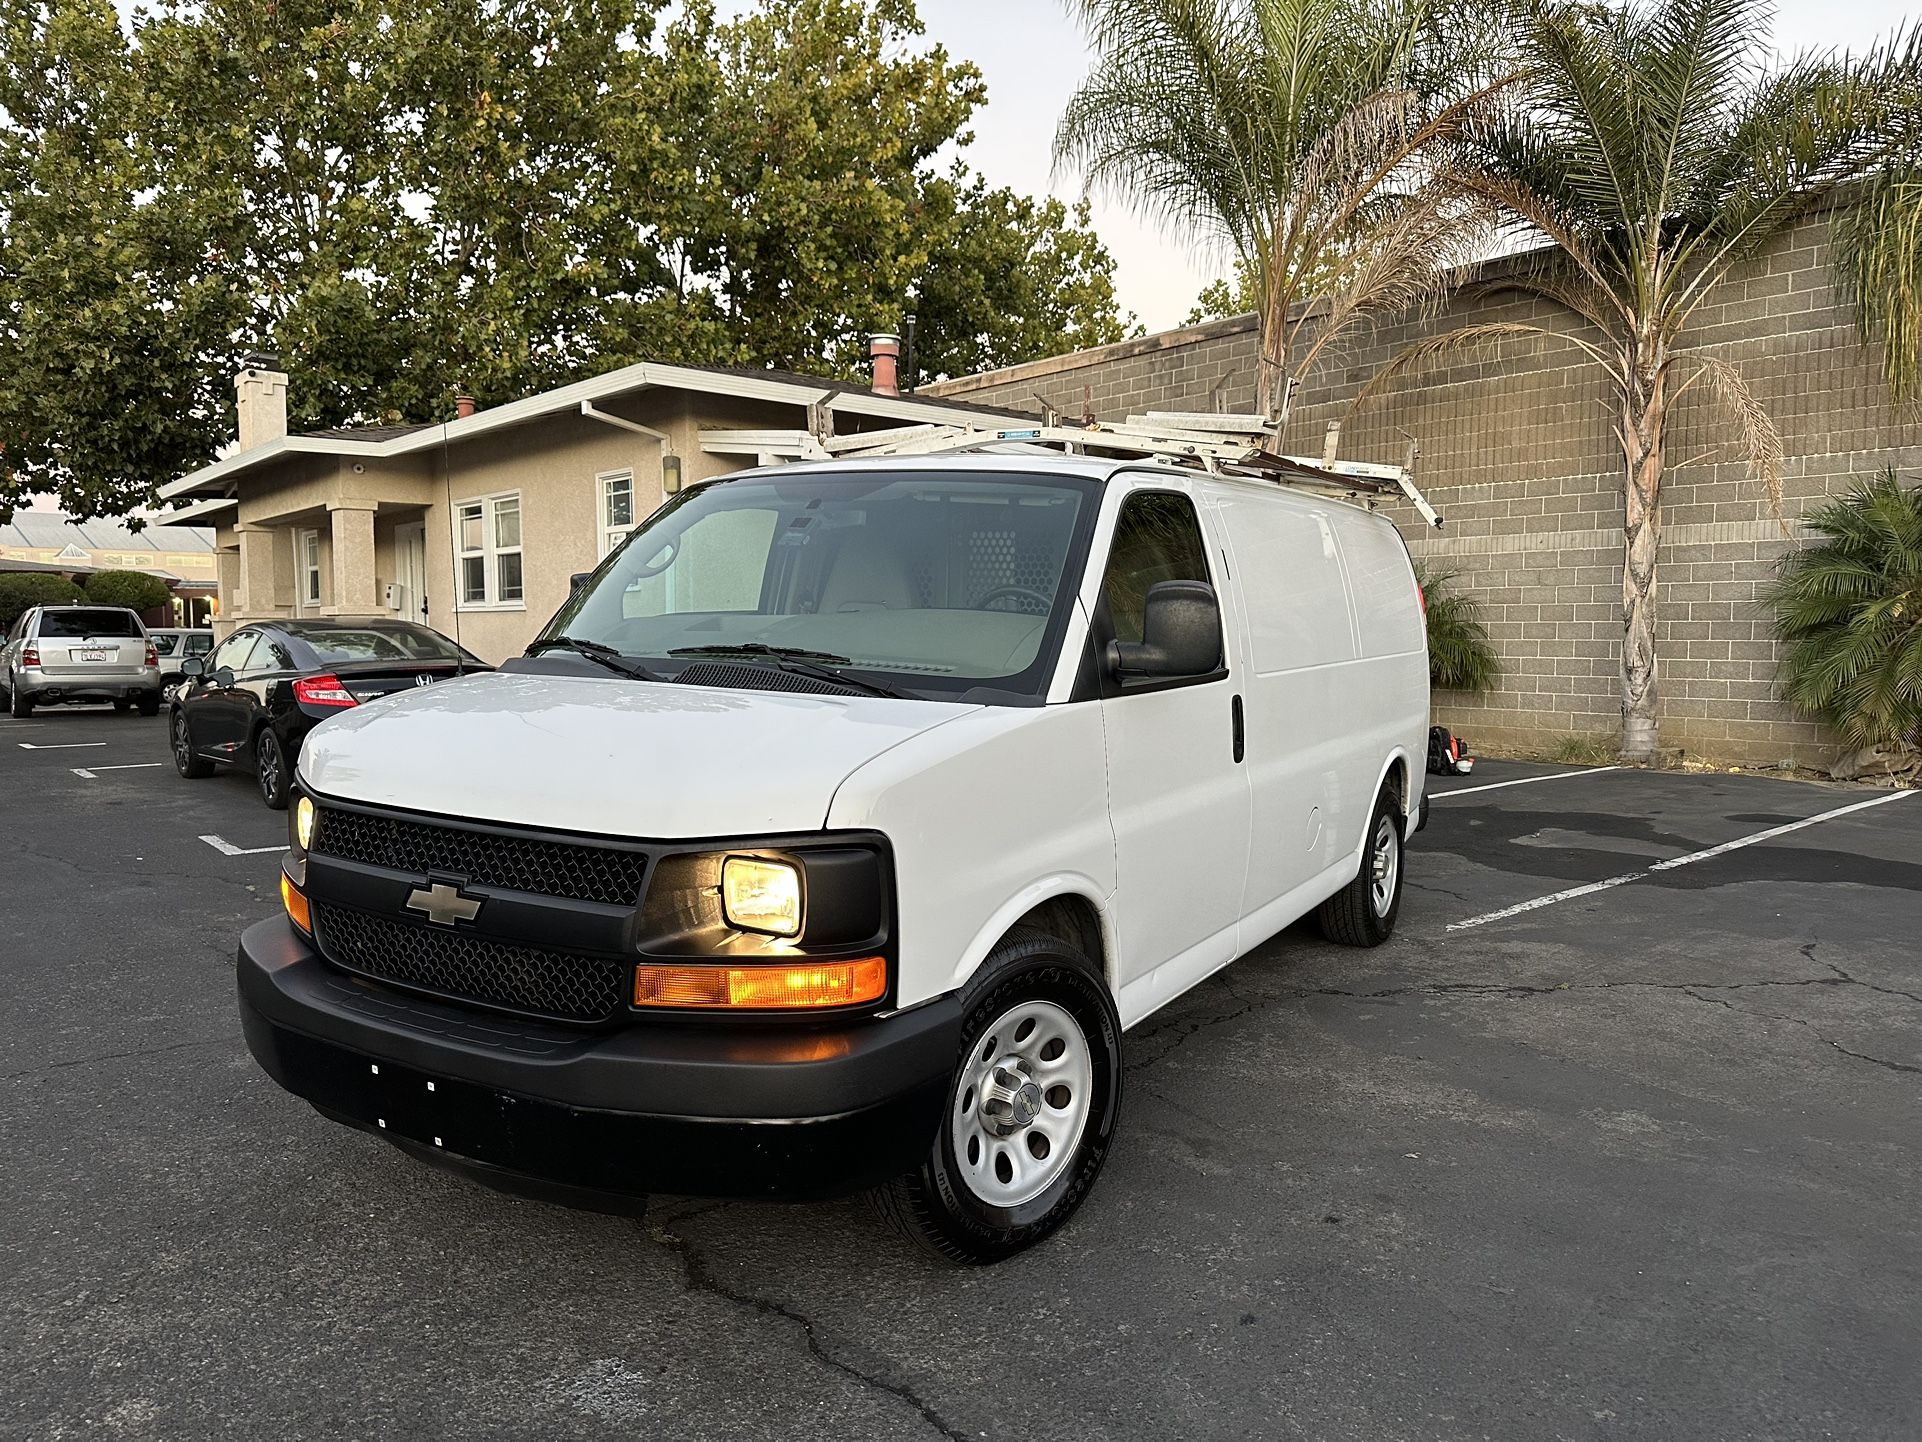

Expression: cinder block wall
xmin=927 ymin=214 xmax=1922 ymax=767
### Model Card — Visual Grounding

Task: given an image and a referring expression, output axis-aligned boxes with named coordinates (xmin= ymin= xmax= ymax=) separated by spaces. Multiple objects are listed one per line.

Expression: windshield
xmin=38 ymin=609 xmax=142 ymax=638
xmin=296 ymin=626 xmax=472 ymax=665
xmin=543 ymin=468 xmax=1097 ymax=702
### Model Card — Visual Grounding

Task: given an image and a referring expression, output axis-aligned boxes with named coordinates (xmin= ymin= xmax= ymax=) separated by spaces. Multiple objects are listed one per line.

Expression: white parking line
xmin=71 ymin=763 xmax=164 ymax=779
xmin=199 ymin=834 xmax=289 ymax=857
xmin=16 ymin=741 xmax=107 ymax=750
xmin=1446 ymin=789 xmax=1918 ymax=932
xmin=1431 ymin=765 xmax=1621 ymax=798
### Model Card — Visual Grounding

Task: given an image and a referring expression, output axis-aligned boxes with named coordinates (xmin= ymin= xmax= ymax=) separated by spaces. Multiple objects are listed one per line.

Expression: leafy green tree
xmin=1765 ymin=471 xmax=1922 ymax=753
xmin=0 ymin=0 xmax=229 ymax=525
xmin=1055 ymin=0 xmax=1505 ymax=442
xmin=83 ymin=568 xmax=172 ymax=613
xmin=1361 ymin=0 xmax=1922 ymax=760
xmin=0 ymin=572 xmax=85 ymax=625
xmin=1415 ymin=563 xmax=1500 ymax=693
xmin=2 ymin=0 xmax=1129 ymax=520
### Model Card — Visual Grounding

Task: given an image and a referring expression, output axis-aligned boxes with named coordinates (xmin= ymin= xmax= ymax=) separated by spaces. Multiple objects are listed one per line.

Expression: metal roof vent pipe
xmin=868 ymin=333 xmax=901 ymax=397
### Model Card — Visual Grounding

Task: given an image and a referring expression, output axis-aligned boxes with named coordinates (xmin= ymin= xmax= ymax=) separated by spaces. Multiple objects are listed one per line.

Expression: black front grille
xmin=315 ymin=903 xmax=628 ymax=1023
xmin=312 ymin=808 xmax=646 ymax=906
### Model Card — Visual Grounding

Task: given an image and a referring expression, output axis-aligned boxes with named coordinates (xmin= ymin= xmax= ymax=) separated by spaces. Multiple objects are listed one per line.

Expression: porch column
xmin=214 ymin=548 xmax=241 ymax=637
xmin=233 ymin=523 xmax=290 ymax=619
xmin=325 ymin=499 xmax=380 ymax=619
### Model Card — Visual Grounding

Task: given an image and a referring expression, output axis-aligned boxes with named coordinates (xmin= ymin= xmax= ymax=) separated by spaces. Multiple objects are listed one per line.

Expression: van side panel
xmin=1208 ymin=485 xmax=1370 ymax=924
xmin=1324 ymin=506 xmax=1430 ymax=818
xmin=825 ymin=704 xmax=1117 ymax=1011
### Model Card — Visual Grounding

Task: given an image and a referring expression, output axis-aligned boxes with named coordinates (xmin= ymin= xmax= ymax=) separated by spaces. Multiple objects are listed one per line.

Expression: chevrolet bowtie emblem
xmin=404 ymin=882 xmax=482 ymax=927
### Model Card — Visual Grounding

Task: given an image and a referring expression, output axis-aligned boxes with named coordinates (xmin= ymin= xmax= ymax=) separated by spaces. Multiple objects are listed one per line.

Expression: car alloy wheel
xmin=256 ymin=730 xmax=288 ymax=809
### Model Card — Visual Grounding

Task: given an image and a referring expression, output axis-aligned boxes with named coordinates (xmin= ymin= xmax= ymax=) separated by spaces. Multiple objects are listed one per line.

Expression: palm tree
xmin=1358 ymin=0 xmax=1922 ymax=759
xmin=1054 ymin=0 xmax=1506 ymax=446
xmin=1764 ymin=471 xmax=1922 ymax=755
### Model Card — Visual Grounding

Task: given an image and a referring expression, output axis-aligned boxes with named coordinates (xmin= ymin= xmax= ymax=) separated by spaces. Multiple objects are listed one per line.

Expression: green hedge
xmin=0 ymin=572 xmax=86 ymax=627
xmin=83 ymin=569 xmax=174 ymax=614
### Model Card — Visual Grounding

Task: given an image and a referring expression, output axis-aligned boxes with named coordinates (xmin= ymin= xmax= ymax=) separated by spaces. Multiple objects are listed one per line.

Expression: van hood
xmin=298 ymin=670 xmax=980 ymax=838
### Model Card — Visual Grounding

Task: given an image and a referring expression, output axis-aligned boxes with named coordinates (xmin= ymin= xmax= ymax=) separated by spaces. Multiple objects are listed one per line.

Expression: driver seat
xmin=816 ymin=528 xmax=920 ymax=612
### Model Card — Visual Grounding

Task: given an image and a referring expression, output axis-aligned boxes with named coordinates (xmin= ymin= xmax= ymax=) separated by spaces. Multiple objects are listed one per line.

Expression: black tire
xmin=171 ymin=707 xmax=214 ymax=778
xmin=8 ymin=679 xmax=30 ymax=719
xmin=1317 ymin=786 xmax=1405 ymax=947
xmin=136 ymin=692 xmax=160 ymax=717
xmin=870 ymin=927 xmax=1122 ymax=1265
xmin=255 ymin=727 xmax=290 ymax=809
xmin=114 ymin=699 xmax=132 ymax=713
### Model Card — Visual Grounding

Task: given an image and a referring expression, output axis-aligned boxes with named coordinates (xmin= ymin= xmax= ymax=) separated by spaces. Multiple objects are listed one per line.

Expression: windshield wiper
xmin=525 ymin=636 xmax=663 ymax=682
xmin=667 ymin=643 xmax=909 ymax=700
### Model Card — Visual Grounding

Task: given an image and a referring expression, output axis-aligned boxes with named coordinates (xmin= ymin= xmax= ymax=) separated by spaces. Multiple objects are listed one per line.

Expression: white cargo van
xmin=240 ymin=453 xmax=1428 ymax=1262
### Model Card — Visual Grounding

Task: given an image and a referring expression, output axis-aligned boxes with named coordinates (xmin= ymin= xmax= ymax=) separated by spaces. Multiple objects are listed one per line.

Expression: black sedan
xmin=170 ymin=619 xmax=488 ymax=808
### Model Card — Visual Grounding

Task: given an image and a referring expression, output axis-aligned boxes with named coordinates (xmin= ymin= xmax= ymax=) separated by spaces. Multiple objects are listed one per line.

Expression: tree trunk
xmin=1619 ymin=355 xmax=1667 ymax=761
xmin=1256 ymin=298 xmax=1291 ymax=454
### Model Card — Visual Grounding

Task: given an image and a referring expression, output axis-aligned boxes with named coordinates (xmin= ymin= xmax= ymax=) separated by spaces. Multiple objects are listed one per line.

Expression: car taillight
xmin=144 ymin=642 xmax=158 ymax=666
xmin=293 ymin=674 xmax=359 ymax=708
xmin=21 ymin=646 xmax=38 ymax=667
xmin=1416 ymin=582 xmax=1427 ymax=615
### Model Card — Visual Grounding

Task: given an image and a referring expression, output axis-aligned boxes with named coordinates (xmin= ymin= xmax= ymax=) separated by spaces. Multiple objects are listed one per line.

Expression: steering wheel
xmin=972 ymin=584 xmax=1053 ymax=615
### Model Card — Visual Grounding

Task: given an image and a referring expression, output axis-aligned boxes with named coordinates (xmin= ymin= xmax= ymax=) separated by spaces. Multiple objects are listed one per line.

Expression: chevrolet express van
xmin=239 ymin=454 xmax=1428 ymax=1262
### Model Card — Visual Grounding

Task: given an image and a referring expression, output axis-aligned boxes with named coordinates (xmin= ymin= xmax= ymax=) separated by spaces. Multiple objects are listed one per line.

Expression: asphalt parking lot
xmin=3 ymin=711 xmax=1919 ymax=1441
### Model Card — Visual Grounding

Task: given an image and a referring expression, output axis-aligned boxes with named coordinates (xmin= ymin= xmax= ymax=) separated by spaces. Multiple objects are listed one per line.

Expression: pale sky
xmin=930 ymin=0 xmax=1922 ymax=329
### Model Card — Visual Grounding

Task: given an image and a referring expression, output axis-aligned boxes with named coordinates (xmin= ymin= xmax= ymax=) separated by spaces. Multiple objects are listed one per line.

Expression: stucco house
xmin=159 ymin=348 xmax=1030 ymax=662
xmin=0 ymin=511 xmax=219 ymax=624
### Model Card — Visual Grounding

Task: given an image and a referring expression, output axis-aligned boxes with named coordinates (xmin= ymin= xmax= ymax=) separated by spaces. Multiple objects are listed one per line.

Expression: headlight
xmin=294 ymin=795 xmax=317 ymax=851
xmin=721 ymin=856 xmax=803 ymax=937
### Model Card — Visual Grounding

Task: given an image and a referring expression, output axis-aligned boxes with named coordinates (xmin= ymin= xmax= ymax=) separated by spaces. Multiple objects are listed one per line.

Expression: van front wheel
xmin=1317 ymin=790 xmax=1404 ymax=947
xmin=871 ymin=929 xmax=1122 ymax=1265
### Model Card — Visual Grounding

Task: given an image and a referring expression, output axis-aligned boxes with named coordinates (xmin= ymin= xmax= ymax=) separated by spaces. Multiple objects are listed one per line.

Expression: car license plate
xmin=78 ymin=649 xmax=108 ymax=662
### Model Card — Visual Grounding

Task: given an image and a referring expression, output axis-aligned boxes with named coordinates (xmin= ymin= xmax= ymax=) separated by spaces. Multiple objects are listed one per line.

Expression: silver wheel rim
xmin=173 ymin=713 xmax=191 ymax=765
xmin=950 ymin=998 xmax=1093 ymax=1208
xmin=1370 ymin=815 xmax=1400 ymax=915
xmin=258 ymin=735 xmax=279 ymax=798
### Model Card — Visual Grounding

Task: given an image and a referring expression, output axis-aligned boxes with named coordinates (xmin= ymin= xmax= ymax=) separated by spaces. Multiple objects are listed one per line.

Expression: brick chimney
xmin=235 ymin=352 xmax=288 ymax=451
xmin=868 ymin=333 xmax=901 ymax=397
xmin=455 ymin=390 xmax=478 ymax=419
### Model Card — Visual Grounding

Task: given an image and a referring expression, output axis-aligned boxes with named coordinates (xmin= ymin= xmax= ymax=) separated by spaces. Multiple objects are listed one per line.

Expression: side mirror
xmin=569 ymin=571 xmax=593 ymax=595
xmin=1109 ymin=580 xmax=1222 ymax=680
xmin=180 ymin=656 xmax=206 ymax=679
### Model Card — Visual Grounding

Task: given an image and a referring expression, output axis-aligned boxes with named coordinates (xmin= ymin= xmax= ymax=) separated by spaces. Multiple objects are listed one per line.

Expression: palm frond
xmin=1349 ymin=319 xmax=1616 ymax=417
xmin=1764 ymin=470 xmax=1922 ymax=749
xmin=1415 ymin=562 xmax=1501 ymax=692
xmin=1669 ymin=352 xmax=1786 ymax=525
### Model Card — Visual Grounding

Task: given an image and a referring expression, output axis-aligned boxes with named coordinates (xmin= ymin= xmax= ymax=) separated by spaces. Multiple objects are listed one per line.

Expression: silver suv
xmin=1 ymin=605 xmax=163 ymax=717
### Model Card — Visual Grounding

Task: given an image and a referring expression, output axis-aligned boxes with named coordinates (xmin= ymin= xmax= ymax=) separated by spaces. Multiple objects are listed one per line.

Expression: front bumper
xmin=237 ymin=917 xmax=961 ymax=1206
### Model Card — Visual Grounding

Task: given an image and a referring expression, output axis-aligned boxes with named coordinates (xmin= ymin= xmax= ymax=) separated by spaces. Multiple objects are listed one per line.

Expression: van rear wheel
xmin=870 ymin=928 xmax=1121 ymax=1265
xmin=1317 ymin=788 xmax=1404 ymax=947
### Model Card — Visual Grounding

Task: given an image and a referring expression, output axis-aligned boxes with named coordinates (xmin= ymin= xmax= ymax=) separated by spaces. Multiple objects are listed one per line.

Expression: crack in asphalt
xmin=0 ymin=1036 xmax=226 ymax=1084
xmin=645 ymin=1211 xmax=970 ymax=1442
xmin=1123 ymin=968 xmax=1922 ymax=1076
xmin=1680 ymin=988 xmax=1922 ymax=1077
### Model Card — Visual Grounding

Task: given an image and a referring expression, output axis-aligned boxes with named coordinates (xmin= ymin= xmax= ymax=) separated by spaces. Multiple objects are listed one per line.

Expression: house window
xmin=297 ymin=529 xmax=322 ymax=609
xmin=456 ymin=492 xmax=524 ymax=608
xmin=600 ymin=470 xmax=638 ymax=557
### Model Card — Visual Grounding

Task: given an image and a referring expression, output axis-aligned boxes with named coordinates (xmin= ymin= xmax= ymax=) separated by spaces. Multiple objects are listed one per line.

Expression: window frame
xmin=1089 ymin=485 xmax=1229 ymax=701
xmin=598 ymin=469 xmax=639 ymax=559
xmin=453 ymin=490 xmax=526 ymax=612
xmin=296 ymin=528 xmax=322 ymax=611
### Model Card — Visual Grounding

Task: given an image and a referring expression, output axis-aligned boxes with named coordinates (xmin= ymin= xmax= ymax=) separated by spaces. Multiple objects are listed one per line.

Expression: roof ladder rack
xmin=802 ymin=413 xmax=1443 ymax=528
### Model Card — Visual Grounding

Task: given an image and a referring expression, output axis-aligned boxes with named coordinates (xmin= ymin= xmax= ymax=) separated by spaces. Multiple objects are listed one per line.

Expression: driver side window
xmin=210 ymin=632 xmax=258 ymax=675
xmin=1100 ymin=491 xmax=1216 ymax=645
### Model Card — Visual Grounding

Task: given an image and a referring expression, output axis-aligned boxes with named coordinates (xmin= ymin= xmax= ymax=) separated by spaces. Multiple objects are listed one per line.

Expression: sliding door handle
xmin=1231 ymin=693 xmax=1244 ymax=764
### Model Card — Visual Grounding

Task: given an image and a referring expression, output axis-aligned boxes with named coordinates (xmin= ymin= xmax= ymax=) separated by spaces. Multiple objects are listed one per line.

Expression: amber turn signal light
xmin=633 ymin=958 xmax=886 ymax=1010
xmin=281 ymin=872 xmax=313 ymax=934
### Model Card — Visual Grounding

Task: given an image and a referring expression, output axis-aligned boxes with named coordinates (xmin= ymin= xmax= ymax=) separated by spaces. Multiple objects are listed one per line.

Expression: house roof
xmin=1 ymin=511 xmax=216 ymax=554
xmin=160 ymin=359 xmax=1039 ymax=503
